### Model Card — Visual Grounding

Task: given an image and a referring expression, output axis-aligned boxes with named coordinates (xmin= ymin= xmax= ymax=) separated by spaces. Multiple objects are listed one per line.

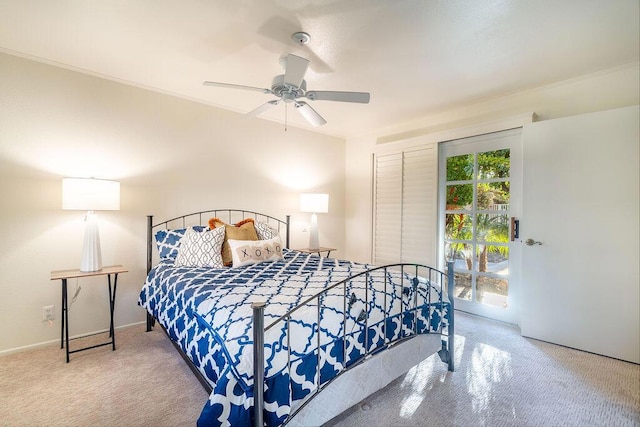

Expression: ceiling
xmin=0 ymin=0 xmax=638 ymax=139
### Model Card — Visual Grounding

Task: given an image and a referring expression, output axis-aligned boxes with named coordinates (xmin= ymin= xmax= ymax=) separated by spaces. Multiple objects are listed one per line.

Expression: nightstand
xmin=50 ymin=265 xmax=127 ymax=362
xmin=295 ymin=247 xmax=336 ymax=258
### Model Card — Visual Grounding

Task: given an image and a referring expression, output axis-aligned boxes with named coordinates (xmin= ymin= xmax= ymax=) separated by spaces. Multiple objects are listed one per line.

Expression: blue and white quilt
xmin=139 ymin=249 xmax=450 ymax=427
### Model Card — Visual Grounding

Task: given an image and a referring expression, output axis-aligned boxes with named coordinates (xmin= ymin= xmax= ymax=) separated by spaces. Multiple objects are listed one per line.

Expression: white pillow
xmin=228 ymin=236 xmax=283 ymax=267
xmin=254 ymin=221 xmax=280 ymax=240
xmin=174 ymin=226 xmax=225 ymax=268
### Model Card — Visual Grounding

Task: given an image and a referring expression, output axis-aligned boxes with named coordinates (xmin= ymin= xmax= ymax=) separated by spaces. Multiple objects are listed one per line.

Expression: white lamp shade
xmin=62 ymin=178 xmax=120 ymax=211
xmin=300 ymin=193 xmax=329 ymax=213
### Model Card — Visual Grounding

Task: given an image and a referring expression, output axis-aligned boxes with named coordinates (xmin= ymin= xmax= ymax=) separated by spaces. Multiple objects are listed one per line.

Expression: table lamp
xmin=62 ymin=178 xmax=120 ymax=272
xmin=300 ymin=193 xmax=329 ymax=250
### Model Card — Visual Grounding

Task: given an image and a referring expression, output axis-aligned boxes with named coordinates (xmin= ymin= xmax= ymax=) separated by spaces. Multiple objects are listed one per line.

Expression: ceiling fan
xmin=203 ymin=53 xmax=370 ymax=127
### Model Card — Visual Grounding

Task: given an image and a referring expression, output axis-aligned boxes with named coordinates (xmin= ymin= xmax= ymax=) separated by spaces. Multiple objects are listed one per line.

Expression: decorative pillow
xmin=254 ymin=221 xmax=280 ymax=240
xmin=155 ymin=226 xmax=207 ymax=259
xmin=209 ymin=217 xmax=259 ymax=266
xmin=208 ymin=217 xmax=254 ymax=230
xmin=228 ymin=237 xmax=283 ymax=267
xmin=174 ymin=226 xmax=225 ymax=268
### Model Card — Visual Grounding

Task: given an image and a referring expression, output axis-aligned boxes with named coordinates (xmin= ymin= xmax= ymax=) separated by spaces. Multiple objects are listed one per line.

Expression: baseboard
xmin=0 ymin=321 xmax=146 ymax=358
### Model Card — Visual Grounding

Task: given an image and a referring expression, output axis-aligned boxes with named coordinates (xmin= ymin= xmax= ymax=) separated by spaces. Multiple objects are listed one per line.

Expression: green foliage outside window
xmin=445 ymin=149 xmax=511 ymax=272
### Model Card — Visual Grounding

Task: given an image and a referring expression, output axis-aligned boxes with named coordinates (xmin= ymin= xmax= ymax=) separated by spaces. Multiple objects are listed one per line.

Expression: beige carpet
xmin=0 ymin=324 xmax=207 ymax=426
xmin=325 ymin=313 xmax=640 ymax=427
xmin=1 ymin=313 xmax=638 ymax=427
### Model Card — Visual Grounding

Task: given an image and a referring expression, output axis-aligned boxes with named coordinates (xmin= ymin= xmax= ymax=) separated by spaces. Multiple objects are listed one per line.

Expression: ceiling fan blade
xmin=283 ymin=54 xmax=310 ymax=88
xmin=295 ymin=101 xmax=327 ymax=127
xmin=306 ymin=91 xmax=370 ymax=104
xmin=245 ymin=100 xmax=280 ymax=117
xmin=203 ymin=81 xmax=271 ymax=94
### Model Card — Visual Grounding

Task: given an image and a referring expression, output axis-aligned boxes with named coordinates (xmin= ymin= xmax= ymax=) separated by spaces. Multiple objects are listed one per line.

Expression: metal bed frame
xmin=144 ymin=209 xmax=454 ymax=427
xmin=252 ymin=262 xmax=454 ymax=426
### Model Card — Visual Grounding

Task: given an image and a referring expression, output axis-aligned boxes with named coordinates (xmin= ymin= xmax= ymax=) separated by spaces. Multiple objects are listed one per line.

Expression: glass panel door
xmin=439 ymin=130 xmax=521 ymax=323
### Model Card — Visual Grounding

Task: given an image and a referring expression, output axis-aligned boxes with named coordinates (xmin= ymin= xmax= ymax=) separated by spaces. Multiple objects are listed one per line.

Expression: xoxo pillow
xmin=227 ymin=236 xmax=283 ymax=268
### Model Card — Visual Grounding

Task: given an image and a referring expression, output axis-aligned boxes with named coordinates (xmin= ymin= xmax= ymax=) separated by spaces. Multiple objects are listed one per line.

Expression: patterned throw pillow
xmin=254 ymin=221 xmax=280 ymax=240
xmin=174 ymin=226 xmax=225 ymax=268
xmin=227 ymin=236 xmax=283 ymax=267
xmin=155 ymin=226 xmax=207 ymax=259
xmin=209 ymin=218 xmax=259 ymax=266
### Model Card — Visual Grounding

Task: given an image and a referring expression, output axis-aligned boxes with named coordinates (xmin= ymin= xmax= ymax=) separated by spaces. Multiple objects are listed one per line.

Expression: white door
xmin=521 ymin=106 xmax=639 ymax=363
xmin=438 ymin=129 xmax=522 ymax=324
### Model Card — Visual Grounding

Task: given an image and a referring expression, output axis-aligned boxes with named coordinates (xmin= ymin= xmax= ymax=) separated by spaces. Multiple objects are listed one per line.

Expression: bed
xmin=139 ymin=209 xmax=454 ymax=427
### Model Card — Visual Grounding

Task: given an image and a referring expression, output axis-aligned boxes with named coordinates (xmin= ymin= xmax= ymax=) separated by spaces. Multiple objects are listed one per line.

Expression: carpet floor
xmin=325 ymin=312 xmax=639 ymax=426
xmin=1 ymin=312 xmax=638 ymax=426
xmin=0 ymin=324 xmax=207 ymax=426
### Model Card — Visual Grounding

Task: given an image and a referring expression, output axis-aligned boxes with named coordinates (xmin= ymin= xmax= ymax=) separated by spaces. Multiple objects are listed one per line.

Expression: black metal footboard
xmin=251 ymin=262 xmax=455 ymax=426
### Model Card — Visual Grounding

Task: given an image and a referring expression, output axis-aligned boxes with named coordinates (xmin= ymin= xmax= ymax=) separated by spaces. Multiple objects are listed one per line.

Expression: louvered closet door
xmin=401 ymin=147 xmax=437 ymax=264
xmin=373 ymin=144 xmax=437 ymax=266
xmin=373 ymin=152 xmax=402 ymax=265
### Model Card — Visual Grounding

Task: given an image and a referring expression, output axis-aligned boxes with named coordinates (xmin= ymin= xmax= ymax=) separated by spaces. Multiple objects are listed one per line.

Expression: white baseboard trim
xmin=0 ymin=321 xmax=146 ymax=358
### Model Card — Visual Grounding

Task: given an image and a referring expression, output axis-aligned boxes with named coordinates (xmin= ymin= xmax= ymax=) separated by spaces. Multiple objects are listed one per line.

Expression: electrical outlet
xmin=43 ymin=305 xmax=54 ymax=322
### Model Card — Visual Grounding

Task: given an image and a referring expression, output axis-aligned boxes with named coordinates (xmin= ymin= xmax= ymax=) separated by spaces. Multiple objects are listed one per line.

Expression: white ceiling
xmin=1 ymin=0 xmax=638 ymax=138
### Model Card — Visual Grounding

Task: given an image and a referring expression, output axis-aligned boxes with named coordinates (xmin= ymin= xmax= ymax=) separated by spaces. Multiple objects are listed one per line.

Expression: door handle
xmin=525 ymin=238 xmax=543 ymax=246
xmin=510 ymin=217 xmax=520 ymax=241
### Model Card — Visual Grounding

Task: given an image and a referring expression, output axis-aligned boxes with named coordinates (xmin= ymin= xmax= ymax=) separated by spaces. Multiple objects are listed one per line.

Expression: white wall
xmin=0 ymin=52 xmax=345 ymax=353
xmin=2 ymin=52 xmax=638 ymax=354
xmin=344 ymin=62 xmax=640 ymax=264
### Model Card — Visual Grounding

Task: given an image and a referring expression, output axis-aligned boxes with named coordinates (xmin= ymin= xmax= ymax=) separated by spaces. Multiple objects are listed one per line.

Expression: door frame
xmin=438 ymin=128 xmax=523 ymax=325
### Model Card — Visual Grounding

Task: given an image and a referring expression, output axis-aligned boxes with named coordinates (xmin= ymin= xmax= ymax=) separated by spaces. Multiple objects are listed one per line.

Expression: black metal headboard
xmin=146 ymin=209 xmax=291 ymax=273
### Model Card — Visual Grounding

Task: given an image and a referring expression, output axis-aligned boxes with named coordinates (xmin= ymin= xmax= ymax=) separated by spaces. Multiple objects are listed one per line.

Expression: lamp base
xmin=80 ymin=211 xmax=103 ymax=272
xmin=309 ymin=213 xmax=320 ymax=250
